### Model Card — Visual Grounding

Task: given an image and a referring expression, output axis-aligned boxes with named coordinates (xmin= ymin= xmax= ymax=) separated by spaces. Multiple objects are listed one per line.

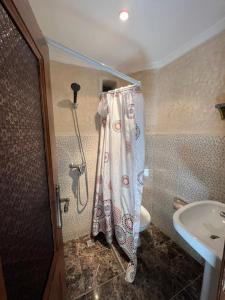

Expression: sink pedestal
xmin=200 ymin=262 xmax=220 ymax=300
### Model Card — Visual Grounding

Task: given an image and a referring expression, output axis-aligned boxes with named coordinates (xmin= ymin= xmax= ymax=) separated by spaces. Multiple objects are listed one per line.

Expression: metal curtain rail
xmin=46 ymin=37 xmax=141 ymax=86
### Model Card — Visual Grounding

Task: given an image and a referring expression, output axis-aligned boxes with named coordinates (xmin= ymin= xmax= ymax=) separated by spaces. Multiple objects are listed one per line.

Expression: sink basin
xmin=173 ymin=200 xmax=225 ymax=300
xmin=173 ymin=200 xmax=225 ymax=267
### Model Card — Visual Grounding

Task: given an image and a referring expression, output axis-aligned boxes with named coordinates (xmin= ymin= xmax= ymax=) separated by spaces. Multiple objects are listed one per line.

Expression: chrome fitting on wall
xmin=60 ymin=198 xmax=70 ymax=213
xmin=173 ymin=197 xmax=188 ymax=210
xmin=215 ymin=103 xmax=225 ymax=120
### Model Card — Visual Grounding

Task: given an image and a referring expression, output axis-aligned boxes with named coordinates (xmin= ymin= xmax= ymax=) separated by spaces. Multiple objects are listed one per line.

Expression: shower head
xmin=71 ymin=82 xmax=81 ymax=105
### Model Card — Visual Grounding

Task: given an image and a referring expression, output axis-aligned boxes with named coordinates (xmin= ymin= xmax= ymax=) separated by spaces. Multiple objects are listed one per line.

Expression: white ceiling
xmin=28 ymin=0 xmax=225 ymax=73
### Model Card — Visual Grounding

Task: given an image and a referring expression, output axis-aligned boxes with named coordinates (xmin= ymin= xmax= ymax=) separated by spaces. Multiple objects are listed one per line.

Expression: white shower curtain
xmin=92 ymin=85 xmax=145 ymax=282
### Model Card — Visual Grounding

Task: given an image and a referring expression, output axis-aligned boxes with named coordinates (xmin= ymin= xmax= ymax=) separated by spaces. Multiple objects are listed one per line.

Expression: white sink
xmin=173 ymin=200 xmax=225 ymax=300
xmin=173 ymin=200 xmax=225 ymax=268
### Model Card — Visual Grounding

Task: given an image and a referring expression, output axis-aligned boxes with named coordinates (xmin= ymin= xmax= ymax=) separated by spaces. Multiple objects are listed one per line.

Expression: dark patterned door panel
xmin=0 ymin=3 xmax=54 ymax=299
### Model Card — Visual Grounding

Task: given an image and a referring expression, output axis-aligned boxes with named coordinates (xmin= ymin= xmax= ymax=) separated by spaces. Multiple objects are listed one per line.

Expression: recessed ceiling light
xmin=119 ymin=10 xmax=129 ymax=22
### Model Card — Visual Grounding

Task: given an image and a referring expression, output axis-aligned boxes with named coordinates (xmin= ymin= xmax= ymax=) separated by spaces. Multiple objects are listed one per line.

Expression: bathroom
xmin=0 ymin=1 xmax=225 ymax=300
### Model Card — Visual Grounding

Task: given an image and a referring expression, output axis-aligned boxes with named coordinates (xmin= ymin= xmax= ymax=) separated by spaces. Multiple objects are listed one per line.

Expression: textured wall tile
xmin=176 ymin=135 xmax=225 ymax=202
xmin=0 ymin=4 xmax=54 ymax=299
xmin=147 ymin=134 xmax=225 ymax=260
xmin=56 ymin=135 xmax=99 ymax=241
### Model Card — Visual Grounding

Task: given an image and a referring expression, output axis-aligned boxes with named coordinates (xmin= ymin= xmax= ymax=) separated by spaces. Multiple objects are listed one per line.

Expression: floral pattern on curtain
xmin=92 ymin=85 xmax=145 ymax=282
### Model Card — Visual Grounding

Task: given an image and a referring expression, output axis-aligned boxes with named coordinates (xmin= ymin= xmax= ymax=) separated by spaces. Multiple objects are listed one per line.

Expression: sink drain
xmin=210 ymin=235 xmax=220 ymax=240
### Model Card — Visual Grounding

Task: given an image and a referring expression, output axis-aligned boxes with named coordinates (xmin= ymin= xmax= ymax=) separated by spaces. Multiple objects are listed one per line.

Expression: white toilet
xmin=140 ymin=205 xmax=151 ymax=232
xmin=137 ymin=205 xmax=151 ymax=246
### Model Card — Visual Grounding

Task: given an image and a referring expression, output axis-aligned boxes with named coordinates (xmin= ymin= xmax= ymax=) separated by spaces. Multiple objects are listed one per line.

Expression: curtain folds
xmin=92 ymin=85 xmax=145 ymax=282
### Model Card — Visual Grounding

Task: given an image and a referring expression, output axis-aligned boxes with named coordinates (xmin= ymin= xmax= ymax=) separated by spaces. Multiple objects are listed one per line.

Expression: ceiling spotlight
xmin=120 ymin=10 xmax=129 ymax=22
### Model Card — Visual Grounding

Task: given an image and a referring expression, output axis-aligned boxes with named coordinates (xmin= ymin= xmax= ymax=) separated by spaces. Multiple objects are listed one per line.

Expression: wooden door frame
xmin=1 ymin=0 xmax=66 ymax=298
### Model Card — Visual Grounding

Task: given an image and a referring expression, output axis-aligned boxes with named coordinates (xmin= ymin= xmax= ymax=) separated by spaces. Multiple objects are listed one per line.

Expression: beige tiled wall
xmin=50 ymin=61 xmax=125 ymax=240
xmin=132 ymin=30 xmax=225 ymax=258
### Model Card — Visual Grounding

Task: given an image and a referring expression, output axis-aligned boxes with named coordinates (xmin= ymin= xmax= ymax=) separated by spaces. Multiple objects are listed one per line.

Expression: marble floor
xmin=64 ymin=225 xmax=203 ymax=300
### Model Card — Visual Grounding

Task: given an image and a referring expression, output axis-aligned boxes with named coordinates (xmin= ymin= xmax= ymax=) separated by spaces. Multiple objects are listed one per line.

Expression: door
xmin=0 ymin=0 xmax=66 ymax=299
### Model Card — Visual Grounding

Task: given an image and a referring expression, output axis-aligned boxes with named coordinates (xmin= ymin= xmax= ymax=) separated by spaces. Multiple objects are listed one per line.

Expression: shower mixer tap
xmin=69 ymin=162 xmax=86 ymax=175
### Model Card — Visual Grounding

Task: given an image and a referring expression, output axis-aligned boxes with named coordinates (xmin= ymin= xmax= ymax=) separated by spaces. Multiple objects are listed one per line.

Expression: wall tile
xmin=145 ymin=134 xmax=225 ymax=261
xmin=56 ymin=135 xmax=99 ymax=241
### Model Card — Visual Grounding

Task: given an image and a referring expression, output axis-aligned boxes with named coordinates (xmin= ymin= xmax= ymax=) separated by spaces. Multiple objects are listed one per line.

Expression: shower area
xmin=52 ymin=62 xmax=127 ymax=241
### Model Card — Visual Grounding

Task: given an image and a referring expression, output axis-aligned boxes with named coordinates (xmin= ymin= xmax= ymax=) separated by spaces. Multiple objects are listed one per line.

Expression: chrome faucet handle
xmin=69 ymin=162 xmax=86 ymax=175
xmin=69 ymin=162 xmax=77 ymax=169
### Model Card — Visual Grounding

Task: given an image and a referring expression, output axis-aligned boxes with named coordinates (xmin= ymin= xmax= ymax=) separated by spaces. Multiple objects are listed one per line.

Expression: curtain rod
xmin=46 ymin=37 xmax=141 ymax=86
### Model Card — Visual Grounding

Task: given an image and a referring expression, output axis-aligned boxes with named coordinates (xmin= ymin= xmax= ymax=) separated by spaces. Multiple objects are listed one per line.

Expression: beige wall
xmin=133 ymin=30 xmax=225 ymax=135
xmin=132 ymin=30 xmax=225 ymax=258
xmin=50 ymin=61 xmax=125 ymax=241
xmin=51 ymin=61 xmax=125 ymax=136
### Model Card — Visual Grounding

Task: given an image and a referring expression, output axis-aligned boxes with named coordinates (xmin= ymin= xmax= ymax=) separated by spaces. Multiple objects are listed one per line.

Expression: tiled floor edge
xmin=169 ymin=274 xmax=202 ymax=300
xmin=75 ymin=272 xmax=126 ymax=300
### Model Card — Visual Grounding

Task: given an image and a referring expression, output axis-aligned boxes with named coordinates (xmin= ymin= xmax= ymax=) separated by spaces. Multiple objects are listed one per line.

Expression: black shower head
xmin=71 ymin=82 xmax=81 ymax=104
